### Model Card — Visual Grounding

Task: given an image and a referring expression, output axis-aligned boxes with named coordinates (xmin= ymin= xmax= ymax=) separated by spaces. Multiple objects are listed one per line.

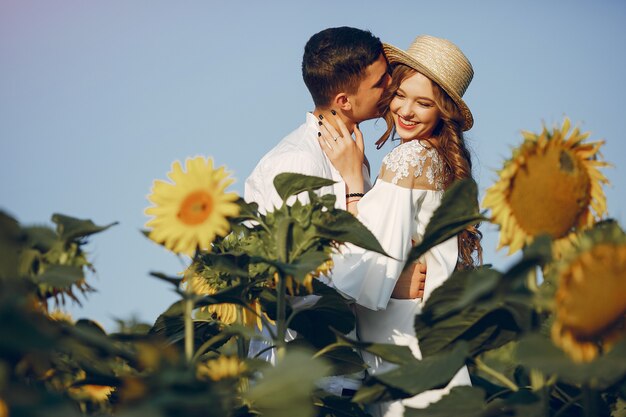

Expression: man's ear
xmin=331 ymin=93 xmax=352 ymax=111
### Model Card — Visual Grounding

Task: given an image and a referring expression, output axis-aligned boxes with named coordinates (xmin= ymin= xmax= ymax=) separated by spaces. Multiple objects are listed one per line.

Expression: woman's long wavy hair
xmin=376 ymin=64 xmax=483 ymax=269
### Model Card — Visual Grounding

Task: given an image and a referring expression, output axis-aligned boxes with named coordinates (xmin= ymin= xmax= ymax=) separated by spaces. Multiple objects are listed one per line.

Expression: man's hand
xmin=391 ymin=262 xmax=426 ymax=299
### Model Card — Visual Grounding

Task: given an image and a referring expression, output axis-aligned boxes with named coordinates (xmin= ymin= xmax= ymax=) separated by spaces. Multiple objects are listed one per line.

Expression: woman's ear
xmin=332 ymin=93 xmax=352 ymax=111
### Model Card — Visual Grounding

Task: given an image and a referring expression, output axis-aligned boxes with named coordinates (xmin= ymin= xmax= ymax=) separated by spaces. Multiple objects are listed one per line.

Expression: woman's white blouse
xmin=331 ymin=139 xmax=458 ymax=310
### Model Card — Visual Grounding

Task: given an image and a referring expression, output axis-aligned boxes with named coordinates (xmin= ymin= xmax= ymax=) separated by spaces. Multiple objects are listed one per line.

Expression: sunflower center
xmin=178 ymin=190 xmax=213 ymax=225
xmin=508 ymin=146 xmax=591 ymax=238
xmin=557 ymin=243 xmax=626 ymax=338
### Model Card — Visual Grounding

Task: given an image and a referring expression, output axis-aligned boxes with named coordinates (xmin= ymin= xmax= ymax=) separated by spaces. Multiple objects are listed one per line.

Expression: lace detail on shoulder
xmin=381 ymin=140 xmax=444 ymax=190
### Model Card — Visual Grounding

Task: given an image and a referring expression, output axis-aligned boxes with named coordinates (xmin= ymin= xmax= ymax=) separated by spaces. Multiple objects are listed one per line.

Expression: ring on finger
xmin=333 ymin=136 xmax=339 ymax=141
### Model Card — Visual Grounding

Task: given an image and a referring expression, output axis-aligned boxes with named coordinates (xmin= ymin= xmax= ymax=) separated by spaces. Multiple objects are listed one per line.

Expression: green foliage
xmin=1 ymin=170 xmax=624 ymax=417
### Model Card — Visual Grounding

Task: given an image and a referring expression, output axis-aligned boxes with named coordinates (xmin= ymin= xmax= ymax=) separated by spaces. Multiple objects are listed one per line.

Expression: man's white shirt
xmin=244 ymin=112 xmax=372 ymax=395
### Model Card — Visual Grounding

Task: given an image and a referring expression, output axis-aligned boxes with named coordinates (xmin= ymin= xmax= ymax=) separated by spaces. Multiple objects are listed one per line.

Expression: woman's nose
xmin=400 ymin=102 xmax=414 ymax=117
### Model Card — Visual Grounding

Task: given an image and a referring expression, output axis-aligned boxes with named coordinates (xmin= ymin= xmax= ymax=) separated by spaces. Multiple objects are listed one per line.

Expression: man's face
xmin=347 ymin=54 xmax=390 ymax=122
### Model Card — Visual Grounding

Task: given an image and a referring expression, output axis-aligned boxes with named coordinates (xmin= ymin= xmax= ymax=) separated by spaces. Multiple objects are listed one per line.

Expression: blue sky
xmin=2 ymin=0 xmax=625 ymax=330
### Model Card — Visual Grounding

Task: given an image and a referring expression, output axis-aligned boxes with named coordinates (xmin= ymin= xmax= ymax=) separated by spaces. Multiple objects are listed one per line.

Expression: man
xmin=245 ymin=26 xmax=426 ymax=396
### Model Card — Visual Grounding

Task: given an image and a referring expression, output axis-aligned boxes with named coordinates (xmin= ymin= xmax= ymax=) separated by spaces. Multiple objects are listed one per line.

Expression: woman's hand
xmin=316 ymin=111 xmax=365 ymax=195
xmin=391 ymin=262 xmax=427 ymax=299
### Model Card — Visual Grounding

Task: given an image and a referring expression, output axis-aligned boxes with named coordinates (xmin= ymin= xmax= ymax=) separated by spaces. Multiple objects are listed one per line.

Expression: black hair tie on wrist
xmin=345 ymin=193 xmax=365 ymax=198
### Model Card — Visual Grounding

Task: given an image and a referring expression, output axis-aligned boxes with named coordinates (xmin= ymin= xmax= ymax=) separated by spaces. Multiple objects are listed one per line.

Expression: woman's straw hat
xmin=383 ymin=35 xmax=474 ymax=131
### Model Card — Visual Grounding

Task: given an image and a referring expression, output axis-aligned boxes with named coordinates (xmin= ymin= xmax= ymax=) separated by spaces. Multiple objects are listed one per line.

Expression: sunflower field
xmin=0 ymin=119 xmax=624 ymax=417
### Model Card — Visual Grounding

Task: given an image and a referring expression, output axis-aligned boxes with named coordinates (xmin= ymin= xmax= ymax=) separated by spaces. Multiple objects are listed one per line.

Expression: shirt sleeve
xmin=331 ymin=142 xmax=452 ymax=310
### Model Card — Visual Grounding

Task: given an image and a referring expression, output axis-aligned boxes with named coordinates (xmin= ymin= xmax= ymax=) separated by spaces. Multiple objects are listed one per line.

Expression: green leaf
xmin=404 ymin=386 xmax=543 ymax=417
xmin=149 ymin=314 xmax=222 ymax=349
xmin=421 ymin=267 xmax=502 ymax=321
xmin=313 ymin=392 xmax=371 ymax=417
xmin=246 ymin=348 xmax=331 ymax=417
xmin=404 ymin=179 xmax=485 ymax=270
xmin=416 ymin=305 xmax=530 ymax=357
xmin=51 ymin=213 xmax=117 ymax=242
xmin=273 ymin=173 xmax=336 ymax=201
xmin=516 ymin=333 xmax=626 ymax=389
xmin=23 ymin=225 xmax=57 ymax=252
xmin=289 ymin=290 xmax=356 ymax=348
xmin=230 ymin=197 xmax=260 ymax=222
xmin=36 ymin=264 xmax=84 ymax=289
xmin=272 ymin=250 xmax=328 ymax=282
xmin=366 ymin=342 xmax=469 ymax=398
xmin=149 ymin=271 xmax=183 ymax=287
xmin=315 ymin=345 xmax=366 ymax=376
xmin=327 ymin=330 xmax=417 ymax=366
xmin=404 ymin=386 xmax=486 ymax=417
xmin=314 ymin=209 xmax=389 ymax=257
xmin=200 ymin=251 xmax=253 ymax=277
xmin=0 ymin=211 xmax=24 ymax=279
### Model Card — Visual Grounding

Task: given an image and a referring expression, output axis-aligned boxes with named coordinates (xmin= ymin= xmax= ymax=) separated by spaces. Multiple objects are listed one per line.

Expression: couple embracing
xmin=245 ymin=26 xmax=482 ymax=416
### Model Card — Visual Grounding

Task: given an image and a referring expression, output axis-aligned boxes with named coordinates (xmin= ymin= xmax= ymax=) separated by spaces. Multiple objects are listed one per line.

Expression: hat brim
xmin=383 ymin=43 xmax=474 ymax=131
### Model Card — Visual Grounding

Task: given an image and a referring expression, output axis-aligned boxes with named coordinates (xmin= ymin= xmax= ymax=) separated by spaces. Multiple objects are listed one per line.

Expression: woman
xmin=318 ymin=35 xmax=482 ymax=415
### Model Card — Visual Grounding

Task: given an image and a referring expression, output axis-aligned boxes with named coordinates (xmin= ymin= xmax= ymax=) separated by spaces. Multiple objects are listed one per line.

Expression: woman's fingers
xmin=320 ymin=117 xmax=341 ymax=142
xmin=354 ymin=123 xmax=364 ymax=154
xmin=331 ymin=110 xmax=351 ymax=139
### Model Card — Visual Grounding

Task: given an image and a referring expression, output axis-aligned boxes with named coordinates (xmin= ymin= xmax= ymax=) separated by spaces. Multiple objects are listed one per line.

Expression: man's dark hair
xmin=302 ymin=27 xmax=383 ymax=107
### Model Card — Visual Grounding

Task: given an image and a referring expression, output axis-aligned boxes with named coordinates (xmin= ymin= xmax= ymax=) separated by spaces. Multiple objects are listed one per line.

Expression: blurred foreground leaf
xmin=516 ymin=333 xmax=626 ymax=388
xmin=404 ymin=179 xmax=485 ymax=270
xmin=246 ymin=348 xmax=330 ymax=417
xmin=51 ymin=213 xmax=117 ymax=243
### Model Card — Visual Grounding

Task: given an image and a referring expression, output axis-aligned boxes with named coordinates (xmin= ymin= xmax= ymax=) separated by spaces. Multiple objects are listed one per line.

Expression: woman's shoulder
xmin=380 ymin=140 xmax=444 ymax=190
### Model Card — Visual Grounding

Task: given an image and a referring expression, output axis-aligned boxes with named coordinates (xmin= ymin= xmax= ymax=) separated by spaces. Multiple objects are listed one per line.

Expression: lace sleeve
xmin=378 ymin=140 xmax=445 ymax=191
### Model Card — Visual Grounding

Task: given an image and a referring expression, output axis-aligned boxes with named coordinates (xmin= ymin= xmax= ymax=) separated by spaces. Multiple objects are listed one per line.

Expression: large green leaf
xmin=364 ymin=342 xmax=469 ymax=399
xmin=404 ymin=386 xmax=486 ymax=417
xmin=404 ymin=179 xmax=485 ymax=270
xmin=51 ymin=213 xmax=117 ymax=243
xmin=516 ymin=333 xmax=626 ymax=388
xmin=246 ymin=348 xmax=331 ymax=417
xmin=321 ymin=331 xmax=417 ymax=366
xmin=415 ymin=304 xmax=531 ymax=357
xmin=420 ymin=267 xmax=502 ymax=322
xmin=273 ymin=172 xmax=336 ymax=201
xmin=405 ymin=386 xmax=543 ymax=417
xmin=288 ymin=290 xmax=356 ymax=348
xmin=313 ymin=209 xmax=389 ymax=257
xmin=313 ymin=344 xmax=366 ymax=376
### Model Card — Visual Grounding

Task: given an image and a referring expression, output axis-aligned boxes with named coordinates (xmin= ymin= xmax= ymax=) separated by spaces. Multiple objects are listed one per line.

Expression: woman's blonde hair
xmin=376 ymin=64 xmax=482 ymax=269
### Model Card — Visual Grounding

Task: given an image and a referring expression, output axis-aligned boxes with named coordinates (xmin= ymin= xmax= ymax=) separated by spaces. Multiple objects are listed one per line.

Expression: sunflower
xmin=0 ymin=398 xmax=7 ymax=417
xmin=145 ymin=157 xmax=240 ymax=257
xmin=197 ymin=356 xmax=247 ymax=382
xmin=273 ymin=259 xmax=334 ymax=296
xmin=483 ymin=119 xmax=609 ymax=255
xmin=190 ymin=274 xmax=266 ymax=330
xmin=551 ymin=222 xmax=626 ymax=362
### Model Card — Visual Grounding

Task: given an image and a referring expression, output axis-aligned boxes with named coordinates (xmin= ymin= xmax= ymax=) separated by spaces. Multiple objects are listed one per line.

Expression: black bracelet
xmin=345 ymin=192 xmax=365 ymax=198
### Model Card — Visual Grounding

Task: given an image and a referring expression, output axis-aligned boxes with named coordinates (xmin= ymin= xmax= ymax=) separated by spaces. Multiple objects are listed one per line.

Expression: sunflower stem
xmin=275 ymin=218 xmax=293 ymax=362
xmin=275 ymin=272 xmax=287 ymax=361
xmin=582 ymin=385 xmax=599 ymax=417
xmin=236 ymin=305 xmax=246 ymax=359
xmin=473 ymin=357 xmax=519 ymax=392
xmin=184 ymin=268 xmax=194 ymax=363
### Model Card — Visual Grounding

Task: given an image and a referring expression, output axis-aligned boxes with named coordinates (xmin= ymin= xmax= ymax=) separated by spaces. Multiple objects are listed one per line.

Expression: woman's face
xmin=389 ymin=71 xmax=441 ymax=142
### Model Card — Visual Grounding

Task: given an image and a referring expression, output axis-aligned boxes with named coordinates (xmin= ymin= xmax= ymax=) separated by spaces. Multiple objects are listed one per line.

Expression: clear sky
xmin=2 ymin=0 xmax=625 ymax=330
